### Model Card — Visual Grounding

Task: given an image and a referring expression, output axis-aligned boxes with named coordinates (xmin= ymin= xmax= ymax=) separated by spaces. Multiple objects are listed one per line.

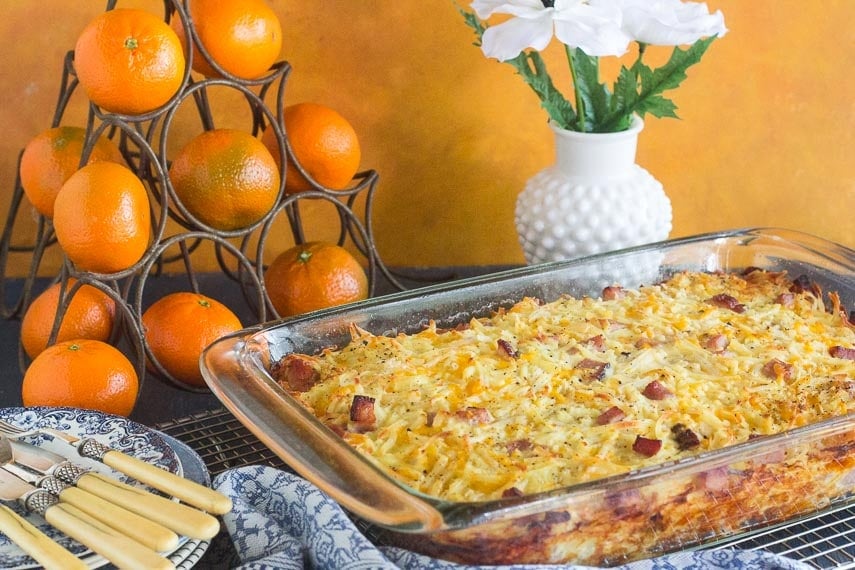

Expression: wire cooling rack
xmin=156 ymin=407 xmax=855 ymax=569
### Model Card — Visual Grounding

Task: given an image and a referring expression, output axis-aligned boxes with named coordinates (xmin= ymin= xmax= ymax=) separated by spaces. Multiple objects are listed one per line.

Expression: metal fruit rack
xmin=0 ymin=0 xmax=404 ymax=393
xmin=156 ymin=407 xmax=855 ymax=569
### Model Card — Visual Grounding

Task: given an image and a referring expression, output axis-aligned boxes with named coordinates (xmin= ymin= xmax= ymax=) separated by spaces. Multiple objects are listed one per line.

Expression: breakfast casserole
xmin=271 ymin=269 xmax=855 ymax=503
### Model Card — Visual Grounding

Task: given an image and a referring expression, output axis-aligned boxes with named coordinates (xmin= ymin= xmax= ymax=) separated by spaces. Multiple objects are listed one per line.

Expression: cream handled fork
xmin=0 ymin=419 xmax=232 ymax=515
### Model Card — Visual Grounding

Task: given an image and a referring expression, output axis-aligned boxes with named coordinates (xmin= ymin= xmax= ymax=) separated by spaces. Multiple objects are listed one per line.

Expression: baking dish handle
xmin=200 ymin=331 xmax=446 ymax=532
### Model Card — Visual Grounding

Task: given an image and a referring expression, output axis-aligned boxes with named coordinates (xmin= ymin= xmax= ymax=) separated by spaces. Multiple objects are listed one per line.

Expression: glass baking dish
xmin=201 ymin=227 xmax=855 ymax=566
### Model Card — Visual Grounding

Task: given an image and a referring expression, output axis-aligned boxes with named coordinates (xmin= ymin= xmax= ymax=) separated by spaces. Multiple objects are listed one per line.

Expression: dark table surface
xmin=0 ymin=266 xmax=515 ymax=427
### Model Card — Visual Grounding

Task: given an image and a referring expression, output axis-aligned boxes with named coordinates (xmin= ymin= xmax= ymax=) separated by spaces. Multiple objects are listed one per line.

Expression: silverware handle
xmin=58 ymin=486 xmax=179 ymax=552
xmin=0 ymin=504 xmax=88 ymax=570
xmin=76 ymin=472 xmax=220 ymax=540
xmin=43 ymin=502 xmax=174 ymax=570
xmin=101 ymin=449 xmax=232 ymax=515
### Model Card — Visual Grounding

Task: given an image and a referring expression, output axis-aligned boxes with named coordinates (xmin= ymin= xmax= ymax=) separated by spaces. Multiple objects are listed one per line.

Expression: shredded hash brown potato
xmin=271 ymin=270 xmax=855 ymax=502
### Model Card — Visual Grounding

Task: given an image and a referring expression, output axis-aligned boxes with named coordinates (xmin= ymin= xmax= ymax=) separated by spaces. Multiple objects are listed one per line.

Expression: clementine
xmin=74 ymin=8 xmax=185 ymax=115
xmin=171 ymin=0 xmax=282 ymax=79
xmin=19 ymin=126 xmax=124 ymax=218
xmin=22 ymin=339 xmax=139 ymax=417
xmin=142 ymin=292 xmax=242 ymax=387
xmin=53 ymin=161 xmax=151 ymax=274
xmin=265 ymin=241 xmax=368 ymax=318
xmin=168 ymin=128 xmax=280 ymax=231
xmin=261 ymin=103 xmax=361 ymax=193
xmin=21 ymin=279 xmax=116 ymax=360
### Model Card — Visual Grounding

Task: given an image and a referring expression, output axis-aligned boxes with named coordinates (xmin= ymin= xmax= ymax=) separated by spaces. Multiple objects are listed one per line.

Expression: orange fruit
xmin=261 ymin=102 xmax=361 ymax=193
xmin=21 ymin=278 xmax=116 ymax=360
xmin=53 ymin=161 xmax=151 ymax=274
xmin=265 ymin=241 xmax=368 ymax=317
xmin=142 ymin=292 xmax=243 ymax=387
xmin=19 ymin=126 xmax=124 ymax=218
xmin=168 ymin=128 xmax=279 ymax=231
xmin=171 ymin=0 xmax=282 ymax=79
xmin=22 ymin=339 xmax=139 ymax=417
xmin=74 ymin=8 xmax=185 ymax=115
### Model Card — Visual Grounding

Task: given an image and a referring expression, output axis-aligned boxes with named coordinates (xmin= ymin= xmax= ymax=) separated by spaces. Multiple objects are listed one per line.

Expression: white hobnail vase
xmin=515 ymin=116 xmax=672 ymax=266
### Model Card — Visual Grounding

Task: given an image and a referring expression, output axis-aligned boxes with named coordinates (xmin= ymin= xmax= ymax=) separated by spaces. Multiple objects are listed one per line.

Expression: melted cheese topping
xmin=284 ymin=271 xmax=855 ymax=502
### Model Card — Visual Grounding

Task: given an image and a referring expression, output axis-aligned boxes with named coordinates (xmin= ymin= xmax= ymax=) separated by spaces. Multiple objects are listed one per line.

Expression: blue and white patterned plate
xmin=159 ymin=433 xmax=211 ymax=570
xmin=0 ymin=406 xmax=182 ymax=569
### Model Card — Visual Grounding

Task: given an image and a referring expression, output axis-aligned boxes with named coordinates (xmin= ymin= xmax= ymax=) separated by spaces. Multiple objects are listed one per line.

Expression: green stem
xmin=633 ymin=41 xmax=647 ymax=88
xmin=566 ymin=44 xmax=586 ymax=131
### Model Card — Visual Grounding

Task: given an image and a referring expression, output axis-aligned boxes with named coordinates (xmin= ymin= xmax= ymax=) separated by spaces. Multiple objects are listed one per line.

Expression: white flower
xmin=612 ymin=0 xmax=727 ymax=46
xmin=471 ymin=0 xmax=632 ymax=61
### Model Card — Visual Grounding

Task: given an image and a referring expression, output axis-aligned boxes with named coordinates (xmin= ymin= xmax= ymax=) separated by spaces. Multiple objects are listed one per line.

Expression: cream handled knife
xmin=1 ymin=460 xmax=179 ymax=552
xmin=0 ymin=468 xmax=174 ymax=570
xmin=32 ymin=428 xmax=231 ymax=515
xmin=0 ymin=503 xmax=88 ymax=570
xmin=9 ymin=440 xmax=220 ymax=541
xmin=75 ymin=472 xmax=220 ymax=540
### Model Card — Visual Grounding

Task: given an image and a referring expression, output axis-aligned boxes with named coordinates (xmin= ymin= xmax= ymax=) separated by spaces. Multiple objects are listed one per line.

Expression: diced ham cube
xmin=701 ymin=333 xmax=729 ymax=353
xmin=642 ymin=380 xmax=672 ymax=400
xmin=350 ymin=395 xmax=377 ymax=431
xmin=695 ymin=466 xmax=730 ymax=492
xmin=632 ymin=436 xmax=662 ymax=457
xmin=596 ymin=406 xmax=626 ymax=426
xmin=707 ymin=294 xmax=746 ymax=313
xmin=497 ymin=338 xmax=519 ymax=359
xmin=502 ymin=487 xmax=524 ymax=498
xmin=833 ymin=375 xmax=855 ymax=398
xmin=762 ymin=358 xmax=794 ymax=380
xmin=270 ymin=354 xmax=320 ymax=392
xmin=775 ymin=292 xmax=795 ymax=308
xmin=829 ymin=346 xmax=855 ymax=361
xmin=602 ymin=286 xmax=625 ymax=301
xmin=506 ymin=439 xmax=533 ymax=453
xmin=671 ymin=423 xmax=701 ymax=450
xmin=584 ymin=334 xmax=606 ymax=351
xmin=576 ymin=358 xmax=609 ymax=382
xmin=455 ymin=407 xmax=493 ymax=424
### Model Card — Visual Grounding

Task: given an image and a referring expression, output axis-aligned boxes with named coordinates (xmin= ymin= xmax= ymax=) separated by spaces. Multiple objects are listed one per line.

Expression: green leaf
xmin=644 ymin=36 xmax=716 ymax=93
xmin=568 ymin=48 xmax=611 ymax=131
xmin=635 ymin=94 xmax=679 ymax=119
xmin=601 ymin=37 xmax=717 ymax=131
xmin=458 ymin=5 xmax=486 ymax=46
xmin=518 ymin=52 xmax=576 ymax=126
xmin=611 ymin=66 xmax=640 ymax=115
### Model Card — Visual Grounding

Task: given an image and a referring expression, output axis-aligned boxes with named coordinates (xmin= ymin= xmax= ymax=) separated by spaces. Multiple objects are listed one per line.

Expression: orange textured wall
xmin=1 ymin=1 xmax=852 ymax=276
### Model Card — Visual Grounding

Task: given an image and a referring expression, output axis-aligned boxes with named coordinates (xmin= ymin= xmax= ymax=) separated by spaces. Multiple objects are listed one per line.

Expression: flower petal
xmin=480 ymin=13 xmax=555 ymax=61
xmin=611 ymin=0 xmax=728 ymax=45
xmin=471 ymin=0 xmax=550 ymax=20
xmin=553 ymin=4 xmax=631 ymax=56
